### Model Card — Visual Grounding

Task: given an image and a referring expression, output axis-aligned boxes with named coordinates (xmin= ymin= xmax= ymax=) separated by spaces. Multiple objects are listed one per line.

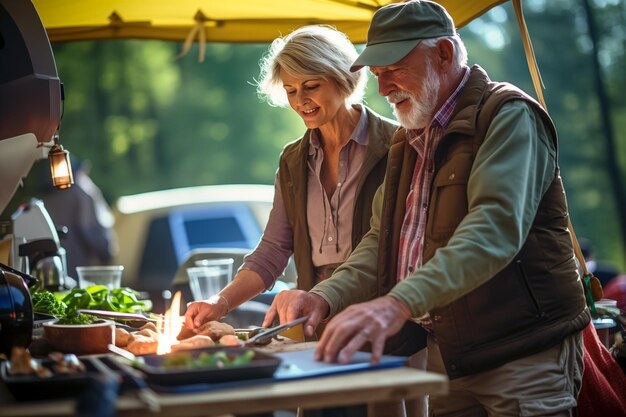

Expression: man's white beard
xmin=387 ymin=62 xmax=440 ymax=130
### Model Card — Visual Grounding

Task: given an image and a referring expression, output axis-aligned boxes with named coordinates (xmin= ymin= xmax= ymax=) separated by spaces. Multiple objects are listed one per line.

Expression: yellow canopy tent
xmin=33 ymin=0 xmax=544 ymax=105
xmin=35 ymin=0 xmax=508 ymax=43
xmin=33 ymin=0 xmax=542 ymax=98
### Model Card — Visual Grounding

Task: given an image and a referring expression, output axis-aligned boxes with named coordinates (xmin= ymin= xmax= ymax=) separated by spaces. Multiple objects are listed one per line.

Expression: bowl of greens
xmin=43 ymin=319 xmax=115 ymax=355
xmin=32 ymin=286 xmax=151 ymax=355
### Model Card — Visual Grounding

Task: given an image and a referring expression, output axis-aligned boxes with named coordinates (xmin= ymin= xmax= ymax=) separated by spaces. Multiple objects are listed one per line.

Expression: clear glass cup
xmin=186 ymin=266 xmax=227 ymax=301
xmin=194 ymin=258 xmax=234 ymax=290
xmin=76 ymin=265 xmax=124 ymax=290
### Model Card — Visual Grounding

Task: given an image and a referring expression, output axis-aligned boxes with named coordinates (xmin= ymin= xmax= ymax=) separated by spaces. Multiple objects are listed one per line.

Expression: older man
xmin=265 ymin=1 xmax=590 ymax=415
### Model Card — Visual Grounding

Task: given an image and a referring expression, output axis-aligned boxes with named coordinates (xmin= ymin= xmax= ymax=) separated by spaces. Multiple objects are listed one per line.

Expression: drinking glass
xmin=187 ymin=258 xmax=234 ymax=301
xmin=76 ymin=265 xmax=124 ymax=290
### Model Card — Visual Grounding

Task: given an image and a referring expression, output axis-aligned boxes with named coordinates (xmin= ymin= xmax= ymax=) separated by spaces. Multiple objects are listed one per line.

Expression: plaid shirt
xmin=397 ymin=68 xmax=470 ymax=284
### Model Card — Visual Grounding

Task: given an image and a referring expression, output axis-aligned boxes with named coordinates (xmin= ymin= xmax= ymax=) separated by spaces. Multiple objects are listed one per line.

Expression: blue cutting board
xmin=274 ymin=348 xmax=407 ymax=380
xmin=149 ymin=348 xmax=407 ymax=393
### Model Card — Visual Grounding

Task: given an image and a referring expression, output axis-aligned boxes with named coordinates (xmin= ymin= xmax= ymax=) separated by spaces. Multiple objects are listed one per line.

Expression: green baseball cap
xmin=350 ymin=0 xmax=456 ymax=72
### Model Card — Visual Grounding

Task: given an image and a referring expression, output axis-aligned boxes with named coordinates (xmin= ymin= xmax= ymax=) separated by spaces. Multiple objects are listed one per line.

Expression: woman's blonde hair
xmin=257 ymin=25 xmax=367 ymax=107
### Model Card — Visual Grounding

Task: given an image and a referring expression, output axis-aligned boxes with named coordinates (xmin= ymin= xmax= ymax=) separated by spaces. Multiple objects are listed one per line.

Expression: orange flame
xmin=156 ymin=291 xmax=183 ymax=355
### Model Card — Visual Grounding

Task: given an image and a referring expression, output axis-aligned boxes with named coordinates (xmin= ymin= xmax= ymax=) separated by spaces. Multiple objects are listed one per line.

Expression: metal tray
xmin=0 ymin=358 xmax=95 ymax=401
xmin=0 ymin=356 xmax=139 ymax=402
xmin=135 ymin=346 xmax=282 ymax=386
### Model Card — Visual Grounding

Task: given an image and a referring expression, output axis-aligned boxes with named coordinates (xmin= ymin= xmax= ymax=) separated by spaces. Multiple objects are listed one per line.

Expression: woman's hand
xmin=263 ymin=290 xmax=329 ymax=337
xmin=185 ymin=269 xmax=267 ymax=329
xmin=184 ymin=295 xmax=229 ymax=329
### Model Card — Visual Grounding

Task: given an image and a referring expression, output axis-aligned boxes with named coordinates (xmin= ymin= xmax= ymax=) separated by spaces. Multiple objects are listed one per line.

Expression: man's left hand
xmin=314 ymin=296 xmax=412 ymax=365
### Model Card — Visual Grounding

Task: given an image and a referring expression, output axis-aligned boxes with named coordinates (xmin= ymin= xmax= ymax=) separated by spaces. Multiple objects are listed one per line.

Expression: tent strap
xmin=177 ymin=10 xmax=211 ymax=62
xmin=512 ymin=0 xmax=545 ymax=109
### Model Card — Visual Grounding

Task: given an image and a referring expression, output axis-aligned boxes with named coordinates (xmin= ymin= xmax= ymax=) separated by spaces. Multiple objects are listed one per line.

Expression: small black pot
xmin=0 ymin=269 xmax=34 ymax=357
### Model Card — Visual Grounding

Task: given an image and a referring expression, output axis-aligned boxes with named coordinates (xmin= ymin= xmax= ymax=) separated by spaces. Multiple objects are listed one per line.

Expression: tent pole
xmin=512 ymin=0 xmax=625 ymax=276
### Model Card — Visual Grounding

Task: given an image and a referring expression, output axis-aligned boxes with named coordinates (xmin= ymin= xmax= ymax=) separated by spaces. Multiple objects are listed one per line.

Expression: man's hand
xmin=315 ymin=296 xmax=411 ymax=365
xmin=263 ymin=290 xmax=329 ymax=337
xmin=184 ymin=295 xmax=228 ymax=329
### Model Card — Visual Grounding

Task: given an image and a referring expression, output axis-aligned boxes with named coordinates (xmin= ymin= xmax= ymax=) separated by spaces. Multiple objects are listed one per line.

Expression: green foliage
xmin=59 ymin=286 xmax=150 ymax=313
xmin=31 ymin=288 xmax=96 ymax=324
xmin=31 ymin=291 xmax=66 ymax=317
xmin=31 ymin=287 xmax=150 ymax=325
xmin=57 ymin=311 xmax=98 ymax=325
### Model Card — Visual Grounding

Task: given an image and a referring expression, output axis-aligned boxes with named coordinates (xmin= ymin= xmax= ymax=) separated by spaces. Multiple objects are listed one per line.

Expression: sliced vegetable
xmin=56 ymin=311 xmax=97 ymax=325
xmin=160 ymin=350 xmax=256 ymax=369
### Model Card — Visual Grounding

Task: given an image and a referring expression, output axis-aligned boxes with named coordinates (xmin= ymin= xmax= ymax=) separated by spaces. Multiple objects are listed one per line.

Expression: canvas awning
xmin=32 ymin=0 xmax=543 ymax=105
xmin=33 ymin=0 xmax=509 ymax=43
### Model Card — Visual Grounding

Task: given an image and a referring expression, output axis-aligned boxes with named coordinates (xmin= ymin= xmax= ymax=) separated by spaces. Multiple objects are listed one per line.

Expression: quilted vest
xmin=377 ymin=65 xmax=589 ymax=378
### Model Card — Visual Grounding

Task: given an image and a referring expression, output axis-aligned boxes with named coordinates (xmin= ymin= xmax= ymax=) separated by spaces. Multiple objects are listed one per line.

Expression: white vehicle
xmin=113 ymin=184 xmax=296 ymax=312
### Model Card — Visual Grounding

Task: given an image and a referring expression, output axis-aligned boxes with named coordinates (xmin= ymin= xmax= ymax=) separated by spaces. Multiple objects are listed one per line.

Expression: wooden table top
xmin=0 ymin=367 xmax=447 ymax=417
xmin=0 ymin=341 xmax=448 ymax=417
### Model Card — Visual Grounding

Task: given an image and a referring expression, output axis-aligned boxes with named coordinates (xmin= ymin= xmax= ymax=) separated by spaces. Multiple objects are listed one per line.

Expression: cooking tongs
xmin=77 ymin=309 xmax=167 ymax=323
xmin=244 ymin=316 xmax=309 ymax=346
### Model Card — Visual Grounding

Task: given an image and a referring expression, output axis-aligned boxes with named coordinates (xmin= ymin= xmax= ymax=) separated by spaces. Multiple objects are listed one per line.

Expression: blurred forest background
xmin=5 ymin=0 xmax=626 ymax=271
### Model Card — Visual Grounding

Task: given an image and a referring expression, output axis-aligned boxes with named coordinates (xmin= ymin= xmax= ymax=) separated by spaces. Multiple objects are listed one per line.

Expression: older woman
xmin=184 ymin=24 xmax=397 ymax=330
